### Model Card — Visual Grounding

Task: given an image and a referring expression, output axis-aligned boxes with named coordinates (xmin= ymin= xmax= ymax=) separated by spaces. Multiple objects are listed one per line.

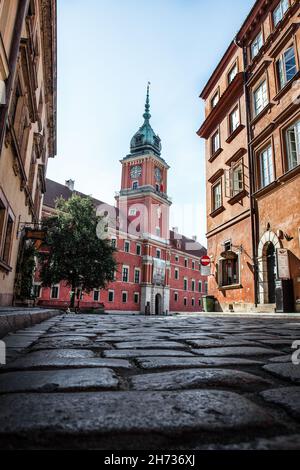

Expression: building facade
xmin=198 ymin=0 xmax=300 ymax=312
xmin=37 ymin=86 xmax=207 ymax=314
xmin=0 ymin=0 xmax=57 ymax=305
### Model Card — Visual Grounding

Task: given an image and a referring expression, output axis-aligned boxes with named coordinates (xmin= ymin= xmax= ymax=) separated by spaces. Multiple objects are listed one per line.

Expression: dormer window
xmin=135 ymin=135 xmax=143 ymax=145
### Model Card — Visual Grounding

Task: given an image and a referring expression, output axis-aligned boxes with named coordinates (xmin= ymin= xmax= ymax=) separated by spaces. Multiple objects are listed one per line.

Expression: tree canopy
xmin=38 ymin=195 xmax=117 ymax=305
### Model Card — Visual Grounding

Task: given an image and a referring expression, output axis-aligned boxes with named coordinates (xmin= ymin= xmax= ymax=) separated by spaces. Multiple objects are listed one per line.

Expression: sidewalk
xmin=0 ymin=308 xmax=62 ymax=338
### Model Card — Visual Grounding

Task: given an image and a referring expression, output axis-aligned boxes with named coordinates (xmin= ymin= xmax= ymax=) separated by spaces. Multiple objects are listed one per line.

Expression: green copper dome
xmin=130 ymin=83 xmax=162 ymax=156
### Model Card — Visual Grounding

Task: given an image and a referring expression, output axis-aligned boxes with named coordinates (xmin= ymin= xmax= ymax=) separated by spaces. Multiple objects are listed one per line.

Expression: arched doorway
xmin=258 ymin=231 xmax=281 ymax=305
xmin=266 ymin=243 xmax=276 ymax=303
xmin=155 ymin=293 xmax=162 ymax=315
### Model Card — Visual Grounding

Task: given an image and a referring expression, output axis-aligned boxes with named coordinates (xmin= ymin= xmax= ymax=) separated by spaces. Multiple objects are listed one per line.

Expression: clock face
xmin=155 ymin=167 xmax=162 ymax=182
xmin=130 ymin=165 xmax=142 ymax=179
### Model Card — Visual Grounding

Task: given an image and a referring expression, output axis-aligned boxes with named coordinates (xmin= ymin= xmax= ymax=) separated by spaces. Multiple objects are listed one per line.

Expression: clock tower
xmin=115 ymin=83 xmax=172 ymax=314
xmin=116 ymin=83 xmax=172 ymax=240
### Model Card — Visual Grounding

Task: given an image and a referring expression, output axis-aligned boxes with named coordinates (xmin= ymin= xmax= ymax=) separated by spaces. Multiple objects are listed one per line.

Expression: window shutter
xmin=224 ymin=169 xmax=231 ymax=198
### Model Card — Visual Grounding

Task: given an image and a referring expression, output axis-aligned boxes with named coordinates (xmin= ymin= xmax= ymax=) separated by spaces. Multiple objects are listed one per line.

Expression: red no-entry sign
xmin=200 ymin=255 xmax=211 ymax=267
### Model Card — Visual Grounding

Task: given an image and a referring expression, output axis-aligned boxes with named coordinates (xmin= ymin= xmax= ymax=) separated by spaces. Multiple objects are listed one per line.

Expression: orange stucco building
xmin=198 ymin=0 xmax=300 ymax=312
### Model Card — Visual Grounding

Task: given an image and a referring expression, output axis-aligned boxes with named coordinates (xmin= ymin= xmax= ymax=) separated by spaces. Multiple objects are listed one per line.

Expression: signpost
xmin=200 ymin=255 xmax=211 ymax=276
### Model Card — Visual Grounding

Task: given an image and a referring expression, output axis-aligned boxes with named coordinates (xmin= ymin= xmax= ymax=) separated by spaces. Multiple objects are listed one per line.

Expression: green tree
xmin=38 ymin=195 xmax=117 ymax=308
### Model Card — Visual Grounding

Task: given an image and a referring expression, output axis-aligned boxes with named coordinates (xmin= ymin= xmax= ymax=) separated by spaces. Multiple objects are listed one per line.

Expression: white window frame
xmin=108 ymin=290 xmax=114 ymax=302
xmin=211 ymin=129 xmax=220 ymax=154
xmin=211 ymin=91 xmax=219 ymax=109
xmin=134 ymin=292 xmax=139 ymax=304
xmin=273 ymin=0 xmax=289 ymax=27
xmin=251 ymin=31 xmax=263 ymax=59
xmin=229 ymin=106 xmax=240 ymax=134
xmin=124 ymin=241 xmax=130 ymax=253
xmin=277 ymin=46 xmax=297 ymax=90
xmin=174 ymin=268 xmax=179 ymax=280
xmin=184 ymin=277 xmax=188 ymax=291
xmin=259 ymin=145 xmax=274 ymax=188
xmin=134 ymin=268 xmax=141 ymax=284
xmin=253 ymin=80 xmax=269 ymax=117
xmin=129 ymin=207 xmax=137 ymax=216
xmin=198 ymin=281 xmax=202 ymax=293
xmin=228 ymin=62 xmax=238 ymax=84
xmin=122 ymin=265 xmax=129 ymax=283
xmin=50 ymin=284 xmax=60 ymax=299
xmin=93 ymin=289 xmax=100 ymax=302
xmin=136 ymin=243 xmax=142 ymax=255
xmin=174 ymin=292 xmax=178 ymax=302
xmin=122 ymin=291 xmax=128 ymax=303
xmin=33 ymin=282 xmax=42 ymax=299
xmin=191 ymin=279 xmax=195 ymax=292
xmin=286 ymin=119 xmax=300 ymax=170
xmin=212 ymin=181 xmax=222 ymax=211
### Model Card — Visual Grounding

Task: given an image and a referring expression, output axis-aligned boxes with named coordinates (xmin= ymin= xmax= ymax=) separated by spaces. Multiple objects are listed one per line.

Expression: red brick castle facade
xmin=36 ymin=85 xmax=207 ymax=313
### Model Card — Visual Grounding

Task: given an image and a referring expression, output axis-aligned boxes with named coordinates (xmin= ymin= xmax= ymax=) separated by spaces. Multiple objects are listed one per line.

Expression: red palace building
xmin=36 ymin=85 xmax=207 ymax=314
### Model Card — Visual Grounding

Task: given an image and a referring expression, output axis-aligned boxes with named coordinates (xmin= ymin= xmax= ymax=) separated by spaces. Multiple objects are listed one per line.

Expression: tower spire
xmin=143 ymin=81 xmax=151 ymax=122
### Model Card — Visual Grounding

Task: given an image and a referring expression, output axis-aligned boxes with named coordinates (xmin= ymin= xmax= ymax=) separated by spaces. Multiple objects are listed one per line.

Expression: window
xmin=184 ymin=297 xmax=187 ymax=306
xmin=229 ymin=162 xmax=244 ymax=197
xmin=199 ymin=298 xmax=202 ymax=307
xmin=286 ymin=119 xmax=300 ymax=170
xmin=155 ymin=184 xmax=160 ymax=192
xmin=33 ymin=284 xmax=42 ymax=298
xmin=122 ymin=291 xmax=128 ymax=303
xmin=2 ymin=215 xmax=13 ymax=264
xmin=253 ymin=80 xmax=268 ymax=116
xmin=211 ymin=91 xmax=219 ymax=109
xmin=184 ymin=278 xmax=188 ymax=291
xmin=129 ymin=208 xmax=137 ymax=216
xmin=0 ymin=201 xmax=5 ymax=247
xmin=174 ymin=268 xmax=179 ymax=280
xmin=175 ymin=255 xmax=179 ymax=263
xmin=124 ymin=241 xmax=130 ymax=253
xmin=192 ymin=261 xmax=195 ymax=270
xmin=184 ymin=258 xmax=188 ymax=268
xmin=219 ymin=257 xmax=239 ymax=287
xmin=277 ymin=46 xmax=297 ymax=90
xmin=108 ymin=290 xmax=114 ymax=302
xmin=111 ymin=238 xmax=117 ymax=248
xmin=122 ymin=266 xmax=129 ymax=282
xmin=212 ymin=181 xmax=222 ymax=211
xmin=136 ymin=244 xmax=141 ymax=256
xmin=228 ymin=63 xmax=238 ymax=84
xmin=174 ymin=292 xmax=178 ymax=302
xmin=132 ymin=181 xmax=138 ymax=190
xmin=273 ymin=0 xmax=289 ymax=27
xmin=211 ymin=130 xmax=220 ymax=155
xmin=51 ymin=285 xmax=59 ymax=299
xmin=198 ymin=281 xmax=202 ymax=293
xmin=229 ymin=106 xmax=240 ymax=134
xmin=251 ymin=31 xmax=263 ymax=59
xmin=134 ymin=269 xmax=140 ymax=284
xmin=93 ymin=290 xmax=100 ymax=302
xmin=156 ymin=249 xmax=161 ymax=259
xmin=192 ymin=298 xmax=195 ymax=307
xmin=191 ymin=280 xmax=195 ymax=292
xmin=204 ymin=282 xmax=208 ymax=294
xmin=259 ymin=145 xmax=274 ymax=188
xmin=156 ymin=227 xmax=161 ymax=237
xmin=134 ymin=292 xmax=139 ymax=304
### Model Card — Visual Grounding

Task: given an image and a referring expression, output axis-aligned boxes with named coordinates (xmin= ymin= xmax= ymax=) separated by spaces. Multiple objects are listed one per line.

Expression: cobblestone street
xmin=1 ymin=313 xmax=300 ymax=450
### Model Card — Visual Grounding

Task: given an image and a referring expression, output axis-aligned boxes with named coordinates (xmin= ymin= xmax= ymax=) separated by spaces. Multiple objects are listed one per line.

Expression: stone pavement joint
xmin=0 ymin=312 xmax=300 ymax=450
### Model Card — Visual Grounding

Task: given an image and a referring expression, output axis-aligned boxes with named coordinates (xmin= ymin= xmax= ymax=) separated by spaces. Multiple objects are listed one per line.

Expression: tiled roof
xmin=44 ymin=179 xmax=206 ymax=257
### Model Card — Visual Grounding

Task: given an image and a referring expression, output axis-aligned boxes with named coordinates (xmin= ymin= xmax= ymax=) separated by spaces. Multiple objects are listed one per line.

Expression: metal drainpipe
xmin=235 ymin=37 xmax=259 ymax=307
xmin=0 ymin=0 xmax=30 ymax=155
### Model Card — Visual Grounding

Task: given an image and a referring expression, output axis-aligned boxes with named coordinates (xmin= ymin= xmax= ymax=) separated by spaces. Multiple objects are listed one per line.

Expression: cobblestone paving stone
xmin=0 ymin=313 xmax=299 ymax=449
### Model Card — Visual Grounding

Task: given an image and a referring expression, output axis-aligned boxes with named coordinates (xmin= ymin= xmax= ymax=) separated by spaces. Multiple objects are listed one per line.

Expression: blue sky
xmin=47 ymin=0 xmax=256 ymax=246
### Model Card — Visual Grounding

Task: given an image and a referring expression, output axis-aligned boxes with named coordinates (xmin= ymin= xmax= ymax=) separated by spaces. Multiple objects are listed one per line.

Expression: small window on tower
xmin=132 ymin=181 xmax=138 ymax=190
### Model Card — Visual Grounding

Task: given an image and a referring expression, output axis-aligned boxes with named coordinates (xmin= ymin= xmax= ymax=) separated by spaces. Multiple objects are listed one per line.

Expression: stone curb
xmin=0 ymin=310 xmax=62 ymax=338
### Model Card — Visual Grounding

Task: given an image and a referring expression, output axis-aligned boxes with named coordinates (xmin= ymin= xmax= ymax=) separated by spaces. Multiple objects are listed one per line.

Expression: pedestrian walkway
xmin=0 ymin=313 xmax=300 ymax=449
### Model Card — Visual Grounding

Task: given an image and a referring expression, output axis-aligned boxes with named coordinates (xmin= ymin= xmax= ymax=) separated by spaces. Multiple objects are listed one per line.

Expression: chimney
xmin=65 ymin=179 xmax=75 ymax=191
xmin=192 ymin=235 xmax=197 ymax=241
